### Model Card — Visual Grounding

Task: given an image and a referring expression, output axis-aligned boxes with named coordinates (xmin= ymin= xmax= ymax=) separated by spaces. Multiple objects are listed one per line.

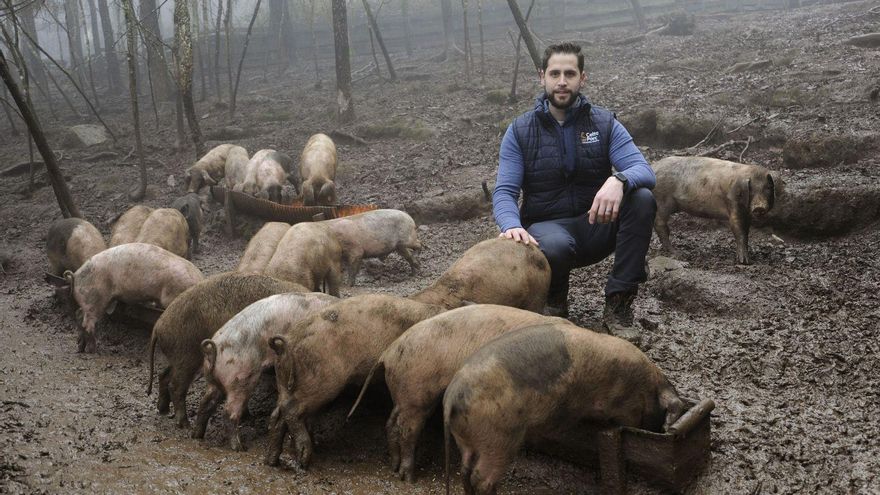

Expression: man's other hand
xmin=499 ymin=228 xmax=539 ymax=246
xmin=589 ymin=177 xmax=625 ymax=224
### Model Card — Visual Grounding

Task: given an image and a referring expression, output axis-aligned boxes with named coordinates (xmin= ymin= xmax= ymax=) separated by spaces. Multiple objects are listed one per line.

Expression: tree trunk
xmin=0 ymin=46 xmax=80 ymax=218
xmin=1 ymin=84 xmax=20 ymax=136
xmin=461 ymin=0 xmax=471 ymax=82
xmin=279 ymin=0 xmax=295 ymax=66
xmin=361 ymin=0 xmax=396 ymax=81
xmin=401 ymin=0 xmax=412 ymax=57
xmin=96 ymin=0 xmax=121 ymax=94
xmin=213 ymin=0 xmax=223 ymax=100
xmin=268 ymin=0 xmax=284 ymax=69
xmin=441 ymin=0 xmax=455 ymax=58
xmin=85 ymin=0 xmax=102 ymax=53
xmin=309 ymin=0 xmax=320 ymax=88
xmin=224 ymin=0 xmax=233 ymax=104
xmin=77 ymin=0 xmax=101 ymax=109
xmin=122 ymin=0 xmax=147 ymax=201
xmin=173 ymin=0 xmax=204 ymax=156
xmin=508 ymin=0 xmax=535 ymax=101
xmin=230 ymin=0 xmax=262 ymax=118
xmin=505 ymin=0 xmax=540 ymax=72
xmin=478 ymin=0 xmax=484 ymax=84
xmin=629 ymin=0 xmax=647 ymax=31
xmin=17 ymin=1 xmax=50 ymax=96
xmin=64 ymin=0 xmax=86 ymax=84
xmin=331 ymin=0 xmax=354 ymax=123
xmin=191 ymin=0 xmax=206 ymax=101
xmin=139 ymin=0 xmax=173 ymax=101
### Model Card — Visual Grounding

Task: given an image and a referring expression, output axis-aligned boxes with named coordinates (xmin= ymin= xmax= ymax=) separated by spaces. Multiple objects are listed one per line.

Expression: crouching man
xmin=492 ymin=42 xmax=656 ymax=345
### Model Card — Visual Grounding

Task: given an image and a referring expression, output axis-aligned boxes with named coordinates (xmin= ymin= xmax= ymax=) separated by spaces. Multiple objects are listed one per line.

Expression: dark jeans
xmin=525 ymin=188 xmax=656 ymax=300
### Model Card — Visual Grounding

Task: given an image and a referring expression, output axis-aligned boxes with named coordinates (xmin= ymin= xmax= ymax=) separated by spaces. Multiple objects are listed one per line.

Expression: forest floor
xmin=1 ymin=1 xmax=879 ymax=493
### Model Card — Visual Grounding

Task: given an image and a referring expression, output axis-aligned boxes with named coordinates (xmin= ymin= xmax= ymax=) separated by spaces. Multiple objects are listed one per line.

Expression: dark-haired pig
xmin=64 ymin=243 xmax=203 ymax=353
xmin=299 ymin=133 xmax=337 ymax=206
xmin=47 ymin=218 xmax=106 ymax=275
xmin=195 ymin=291 xmax=337 ymax=450
xmin=264 ymin=294 xmax=445 ymax=468
xmin=324 ymin=209 xmax=421 ymax=285
xmin=264 ymin=222 xmax=343 ymax=296
xmin=185 ymin=143 xmax=237 ymax=193
xmin=443 ymin=321 xmax=686 ymax=495
xmin=237 ymin=222 xmax=291 ymax=274
xmin=409 ymin=237 xmax=550 ymax=311
xmin=109 ymin=205 xmax=153 ymax=247
xmin=653 ymin=156 xmax=781 ymax=264
xmin=135 ymin=208 xmax=190 ymax=259
xmin=234 ymin=149 xmax=292 ymax=203
xmin=147 ymin=272 xmax=306 ymax=428
xmin=222 ymin=145 xmax=250 ymax=190
xmin=171 ymin=193 xmax=203 ymax=255
xmin=349 ymin=304 xmax=571 ymax=482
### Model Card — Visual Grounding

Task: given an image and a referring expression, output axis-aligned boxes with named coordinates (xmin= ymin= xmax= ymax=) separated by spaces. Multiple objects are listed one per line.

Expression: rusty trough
xmin=209 ymin=186 xmax=378 ymax=230
xmin=537 ymin=398 xmax=715 ymax=494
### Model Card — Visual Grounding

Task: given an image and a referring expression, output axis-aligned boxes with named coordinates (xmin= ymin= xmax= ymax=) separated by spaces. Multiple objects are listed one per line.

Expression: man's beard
xmin=546 ymin=90 xmax=579 ymax=110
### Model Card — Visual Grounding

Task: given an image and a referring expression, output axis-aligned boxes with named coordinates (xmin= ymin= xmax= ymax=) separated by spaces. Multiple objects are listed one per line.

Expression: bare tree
xmin=17 ymin=0 xmax=49 ymax=95
xmin=223 ymin=0 xmax=233 ymax=102
xmin=308 ymin=0 xmax=320 ymax=88
xmin=461 ymin=0 xmax=471 ymax=81
xmin=230 ymin=0 xmax=262 ymax=117
xmin=440 ymin=0 xmax=460 ymax=59
xmin=85 ymin=0 xmax=102 ymax=54
xmin=63 ymin=0 xmax=86 ymax=84
xmin=173 ymin=0 xmax=204 ymax=155
xmin=506 ymin=0 xmax=540 ymax=72
xmin=331 ymin=0 xmax=353 ymax=123
xmin=139 ymin=0 xmax=173 ymax=101
xmin=213 ymin=0 xmax=223 ymax=100
xmin=361 ymin=0 xmax=395 ymax=81
xmin=96 ymin=0 xmax=121 ymax=94
xmin=401 ymin=0 xmax=412 ymax=56
xmin=477 ymin=0 xmax=484 ymax=84
xmin=121 ymin=0 xmax=147 ymax=200
xmin=0 ymin=46 xmax=80 ymax=217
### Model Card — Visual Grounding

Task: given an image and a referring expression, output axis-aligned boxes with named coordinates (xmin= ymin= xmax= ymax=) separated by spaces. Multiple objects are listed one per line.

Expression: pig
xmin=237 ymin=222 xmax=291 ymax=274
xmin=409 ymin=237 xmax=550 ymax=311
xmin=443 ymin=321 xmax=686 ymax=495
xmin=264 ymin=294 xmax=446 ymax=468
xmin=652 ymin=156 xmax=781 ymax=264
xmin=234 ymin=149 xmax=292 ymax=203
xmin=135 ymin=208 xmax=190 ymax=259
xmin=263 ymin=222 xmax=343 ymax=296
xmin=299 ymin=133 xmax=338 ymax=206
xmin=348 ymin=304 xmax=572 ymax=482
xmin=64 ymin=243 xmax=204 ymax=353
xmin=109 ymin=205 xmax=153 ymax=247
xmin=324 ymin=209 xmax=422 ymax=285
xmin=194 ymin=291 xmax=338 ymax=450
xmin=184 ymin=143 xmax=237 ymax=193
xmin=46 ymin=218 xmax=107 ymax=275
xmin=147 ymin=272 xmax=306 ymax=428
xmin=171 ymin=193 xmax=203 ymax=255
xmin=222 ymin=145 xmax=250 ymax=190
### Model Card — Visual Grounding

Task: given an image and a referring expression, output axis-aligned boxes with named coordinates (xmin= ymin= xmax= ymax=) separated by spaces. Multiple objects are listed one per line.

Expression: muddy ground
xmin=2 ymin=2 xmax=880 ymax=494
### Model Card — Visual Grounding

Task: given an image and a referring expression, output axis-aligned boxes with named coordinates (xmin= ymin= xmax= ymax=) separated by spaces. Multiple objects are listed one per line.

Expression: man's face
xmin=540 ymin=53 xmax=586 ymax=110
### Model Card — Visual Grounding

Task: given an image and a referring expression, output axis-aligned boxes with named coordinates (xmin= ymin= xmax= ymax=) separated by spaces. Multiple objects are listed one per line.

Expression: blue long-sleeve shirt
xmin=493 ymin=118 xmax=655 ymax=233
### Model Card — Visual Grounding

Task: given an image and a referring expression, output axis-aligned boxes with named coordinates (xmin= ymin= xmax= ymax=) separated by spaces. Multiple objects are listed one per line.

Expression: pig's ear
xmin=178 ymin=202 xmax=189 ymax=216
xmin=201 ymin=340 xmax=217 ymax=371
xmin=269 ymin=336 xmax=287 ymax=356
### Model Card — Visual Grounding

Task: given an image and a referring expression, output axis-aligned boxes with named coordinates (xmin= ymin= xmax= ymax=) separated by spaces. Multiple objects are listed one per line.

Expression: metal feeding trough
xmin=209 ymin=186 xmax=378 ymax=228
xmin=536 ymin=398 xmax=714 ymax=494
xmin=44 ymin=272 xmax=164 ymax=327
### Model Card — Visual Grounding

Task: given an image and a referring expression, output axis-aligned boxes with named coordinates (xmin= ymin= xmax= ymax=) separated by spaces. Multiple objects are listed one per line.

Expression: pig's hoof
xmin=230 ymin=437 xmax=246 ymax=452
xmin=175 ymin=415 xmax=191 ymax=429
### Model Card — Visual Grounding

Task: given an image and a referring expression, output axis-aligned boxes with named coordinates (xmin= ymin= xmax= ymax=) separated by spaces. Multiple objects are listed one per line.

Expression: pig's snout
xmin=752 ymin=206 xmax=767 ymax=217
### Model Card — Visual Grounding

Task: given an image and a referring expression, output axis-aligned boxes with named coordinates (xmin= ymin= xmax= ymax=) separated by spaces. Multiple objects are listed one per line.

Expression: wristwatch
xmin=613 ymin=172 xmax=628 ymax=189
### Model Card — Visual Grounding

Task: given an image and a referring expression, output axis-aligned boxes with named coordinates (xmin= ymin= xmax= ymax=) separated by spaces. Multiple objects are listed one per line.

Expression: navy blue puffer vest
xmin=512 ymin=94 xmax=615 ymax=224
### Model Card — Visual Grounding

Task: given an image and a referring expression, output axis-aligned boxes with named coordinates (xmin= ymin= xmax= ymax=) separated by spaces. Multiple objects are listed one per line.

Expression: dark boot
xmin=603 ymin=291 xmax=640 ymax=345
xmin=543 ymin=291 xmax=569 ymax=318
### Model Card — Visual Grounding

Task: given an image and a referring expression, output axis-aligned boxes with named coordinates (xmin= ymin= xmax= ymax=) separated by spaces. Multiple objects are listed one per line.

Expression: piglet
xmin=47 ymin=218 xmax=106 ymax=275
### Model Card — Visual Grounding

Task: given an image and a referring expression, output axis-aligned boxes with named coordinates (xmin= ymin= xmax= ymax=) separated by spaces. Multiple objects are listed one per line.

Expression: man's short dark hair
xmin=541 ymin=42 xmax=584 ymax=72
